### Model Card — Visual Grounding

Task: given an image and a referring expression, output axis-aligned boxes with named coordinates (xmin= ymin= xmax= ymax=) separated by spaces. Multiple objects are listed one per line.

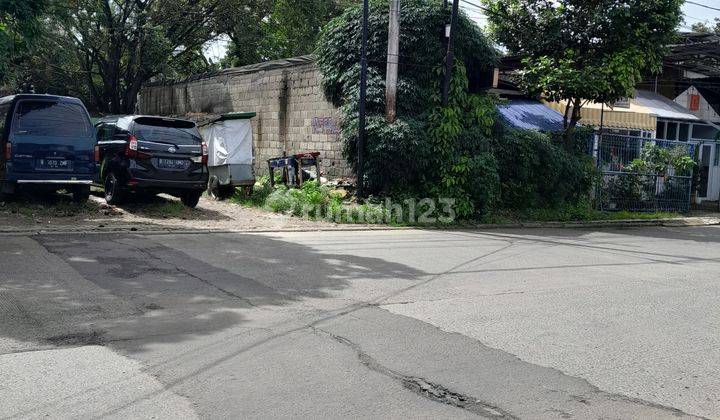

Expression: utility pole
xmin=357 ymin=0 xmax=369 ymax=198
xmin=441 ymin=0 xmax=459 ymax=107
xmin=385 ymin=0 xmax=400 ymax=122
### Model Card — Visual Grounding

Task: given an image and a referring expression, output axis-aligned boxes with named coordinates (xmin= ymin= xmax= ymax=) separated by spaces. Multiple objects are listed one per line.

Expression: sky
xmin=203 ymin=1 xmax=720 ymax=63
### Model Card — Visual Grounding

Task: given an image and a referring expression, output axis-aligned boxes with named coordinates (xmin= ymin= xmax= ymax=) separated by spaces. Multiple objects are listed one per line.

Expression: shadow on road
xmin=5 ymin=232 xmax=426 ymax=353
xmin=90 ymin=190 xmax=231 ymax=221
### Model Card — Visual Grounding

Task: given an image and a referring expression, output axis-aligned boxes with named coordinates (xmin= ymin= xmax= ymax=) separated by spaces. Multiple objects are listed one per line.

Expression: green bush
xmin=315 ymin=0 xmax=594 ymax=220
xmin=341 ymin=115 xmax=430 ymax=196
xmin=317 ymin=0 xmax=497 ymax=196
xmin=261 ymin=180 xmax=343 ymax=218
xmin=600 ymin=174 xmax=644 ymax=211
xmin=496 ymin=129 xmax=593 ymax=210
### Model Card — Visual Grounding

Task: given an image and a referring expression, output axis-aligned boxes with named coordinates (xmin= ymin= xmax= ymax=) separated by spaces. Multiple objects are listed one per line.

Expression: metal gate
xmin=594 ymin=134 xmax=695 ymax=213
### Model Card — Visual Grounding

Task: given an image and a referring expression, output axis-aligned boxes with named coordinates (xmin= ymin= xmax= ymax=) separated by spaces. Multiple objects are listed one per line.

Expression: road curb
xmin=0 ymin=216 xmax=718 ymax=236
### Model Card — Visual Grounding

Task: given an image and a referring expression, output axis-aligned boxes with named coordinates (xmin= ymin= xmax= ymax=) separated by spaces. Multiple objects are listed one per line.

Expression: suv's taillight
xmin=94 ymin=145 xmax=101 ymax=163
xmin=125 ymin=135 xmax=138 ymax=158
xmin=4 ymin=142 xmax=11 ymax=161
xmin=201 ymin=142 xmax=208 ymax=165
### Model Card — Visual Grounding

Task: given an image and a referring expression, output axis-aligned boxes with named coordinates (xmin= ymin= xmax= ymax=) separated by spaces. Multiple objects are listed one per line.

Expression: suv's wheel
xmin=208 ymin=176 xmax=221 ymax=200
xmin=104 ymin=172 xmax=124 ymax=205
xmin=181 ymin=190 xmax=203 ymax=208
xmin=208 ymin=176 xmax=234 ymax=200
xmin=72 ymin=186 xmax=91 ymax=203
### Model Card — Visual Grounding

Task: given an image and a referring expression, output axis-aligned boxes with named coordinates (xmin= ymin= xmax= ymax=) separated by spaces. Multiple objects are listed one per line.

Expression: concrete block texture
xmin=139 ymin=57 xmax=350 ymax=178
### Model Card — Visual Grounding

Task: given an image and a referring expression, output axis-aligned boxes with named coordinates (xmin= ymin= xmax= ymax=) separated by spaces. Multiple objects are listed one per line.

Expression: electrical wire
xmin=685 ymin=1 xmax=720 ymax=13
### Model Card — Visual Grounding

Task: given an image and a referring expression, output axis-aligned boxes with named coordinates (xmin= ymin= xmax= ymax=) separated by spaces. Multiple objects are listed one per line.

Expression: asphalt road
xmin=1 ymin=226 xmax=719 ymax=419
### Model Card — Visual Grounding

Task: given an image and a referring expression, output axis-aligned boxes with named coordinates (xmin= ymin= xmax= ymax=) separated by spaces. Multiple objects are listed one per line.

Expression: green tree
xmin=0 ymin=0 xmax=47 ymax=84
xmin=316 ymin=0 xmax=497 ymax=203
xmin=483 ymin=0 xmax=683 ymax=151
xmin=32 ymin=0 xmax=228 ymax=114
xmin=221 ymin=0 xmax=350 ymax=67
xmin=691 ymin=19 xmax=720 ymax=34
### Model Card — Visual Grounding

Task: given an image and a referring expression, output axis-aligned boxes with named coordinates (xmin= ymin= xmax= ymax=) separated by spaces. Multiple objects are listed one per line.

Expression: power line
xmin=683 ymin=13 xmax=710 ymax=23
xmin=685 ymin=1 xmax=720 ymax=12
xmin=459 ymin=0 xmax=489 ymax=13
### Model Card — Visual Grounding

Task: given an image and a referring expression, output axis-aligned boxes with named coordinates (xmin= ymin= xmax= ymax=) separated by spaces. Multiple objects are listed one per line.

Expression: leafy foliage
xmin=9 ymin=0 xmax=226 ymax=113
xmin=495 ymin=128 xmax=594 ymax=210
xmin=220 ymin=0 xmax=351 ymax=67
xmin=691 ymin=19 xmax=720 ymax=34
xmin=317 ymin=0 xmax=496 ymax=110
xmin=316 ymin=0 xmax=595 ymax=220
xmin=0 ymin=0 xmax=46 ymax=84
xmin=483 ymin=0 xmax=683 ymax=150
xmin=316 ymin=0 xmax=497 ymax=209
xmin=426 ymin=62 xmax=502 ymax=217
xmin=625 ymin=144 xmax=696 ymax=175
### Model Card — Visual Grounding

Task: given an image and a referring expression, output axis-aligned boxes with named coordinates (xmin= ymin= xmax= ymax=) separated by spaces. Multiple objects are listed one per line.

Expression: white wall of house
xmin=675 ymin=86 xmax=720 ymax=124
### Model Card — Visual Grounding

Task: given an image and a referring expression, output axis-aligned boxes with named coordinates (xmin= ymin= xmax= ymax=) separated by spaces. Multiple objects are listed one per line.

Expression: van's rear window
xmin=134 ymin=119 xmax=201 ymax=145
xmin=14 ymin=101 xmax=92 ymax=137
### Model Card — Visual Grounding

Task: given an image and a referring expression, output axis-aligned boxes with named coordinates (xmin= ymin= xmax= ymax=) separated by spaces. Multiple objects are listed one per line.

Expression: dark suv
xmin=0 ymin=94 xmax=96 ymax=202
xmin=95 ymin=116 xmax=208 ymax=207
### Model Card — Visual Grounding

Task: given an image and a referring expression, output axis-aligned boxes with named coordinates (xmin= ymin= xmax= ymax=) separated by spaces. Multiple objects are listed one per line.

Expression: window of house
xmin=656 ymin=121 xmax=666 ymax=139
xmin=665 ymin=122 xmax=678 ymax=140
xmin=692 ymin=124 xmax=719 ymax=140
xmin=679 ymin=123 xmax=689 ymax=142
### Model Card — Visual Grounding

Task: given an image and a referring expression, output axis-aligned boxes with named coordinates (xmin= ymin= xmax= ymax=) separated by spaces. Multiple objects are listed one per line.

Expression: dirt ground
xmin=0 ymin=189 xmax=340 ymax=233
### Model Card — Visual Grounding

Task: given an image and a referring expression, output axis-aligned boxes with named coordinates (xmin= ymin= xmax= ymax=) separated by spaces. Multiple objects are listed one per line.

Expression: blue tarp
xmin=497 ymin=99 xmax=566 ymax=132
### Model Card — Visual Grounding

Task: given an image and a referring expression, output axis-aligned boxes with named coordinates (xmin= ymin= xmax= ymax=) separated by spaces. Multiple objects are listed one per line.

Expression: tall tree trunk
xmin=562 ymin=98 xmax=582 ymax=153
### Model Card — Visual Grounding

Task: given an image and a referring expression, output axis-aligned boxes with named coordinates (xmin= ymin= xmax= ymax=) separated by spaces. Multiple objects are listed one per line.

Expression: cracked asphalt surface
xmin=1 ymin=227 xmax=719 ymax=418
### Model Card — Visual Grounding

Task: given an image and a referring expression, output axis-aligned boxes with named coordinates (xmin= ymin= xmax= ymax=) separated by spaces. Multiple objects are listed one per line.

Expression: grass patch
xmin=0 ymin=197 xmax=99 ymax=218
xmin=231 ymin=178 xmax=683 ymax=226
xmin=488 ymin=204 xmax=679 ymax=224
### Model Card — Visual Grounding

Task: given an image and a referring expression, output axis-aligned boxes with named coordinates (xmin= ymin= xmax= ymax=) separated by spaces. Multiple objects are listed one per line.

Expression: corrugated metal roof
xmin=634 ymin=90 xmax=700 ymax=121
xmin=497 ymin=99 xmax=566 ymax=131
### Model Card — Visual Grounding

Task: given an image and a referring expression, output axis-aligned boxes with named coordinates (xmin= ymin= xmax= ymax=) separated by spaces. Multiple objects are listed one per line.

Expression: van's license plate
xmin=158 ymin=158 xmax=188 ymax=169
xmin=38 ymin=158 xmax=72 ymax=170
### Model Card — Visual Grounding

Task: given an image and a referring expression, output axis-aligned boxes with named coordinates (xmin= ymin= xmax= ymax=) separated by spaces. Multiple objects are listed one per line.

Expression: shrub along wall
xmin=316 ymin=0 xmax=593 ymax=220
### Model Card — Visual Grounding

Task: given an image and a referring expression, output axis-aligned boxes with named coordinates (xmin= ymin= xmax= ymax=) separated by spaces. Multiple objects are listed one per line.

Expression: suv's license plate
xmin=158 ymin=158 xmax=188 ymax=169
xmin=39 ymin=158 xmax=72 ymax=170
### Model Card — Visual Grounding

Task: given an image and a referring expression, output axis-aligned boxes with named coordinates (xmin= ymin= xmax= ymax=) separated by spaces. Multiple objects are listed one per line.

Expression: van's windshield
xmin=133 ymin=119 xmax=202 ymax=146
xmin=14 ymin=101 xmax=92 ymax=138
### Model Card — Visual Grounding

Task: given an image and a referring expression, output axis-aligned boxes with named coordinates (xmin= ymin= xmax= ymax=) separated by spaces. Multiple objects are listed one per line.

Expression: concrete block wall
xmin=138 ymin=56 xmax=351 ymax=178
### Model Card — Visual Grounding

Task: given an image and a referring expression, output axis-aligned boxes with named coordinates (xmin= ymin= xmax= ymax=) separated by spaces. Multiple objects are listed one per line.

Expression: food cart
xmin=199 ymin=112 xmax=256 ymax=200
xmin=267 ymin=152 xmax=321 ymax=187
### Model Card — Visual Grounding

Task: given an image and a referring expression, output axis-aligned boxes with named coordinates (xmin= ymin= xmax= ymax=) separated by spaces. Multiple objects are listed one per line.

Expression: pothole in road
xmin=402 ymin=377 xmax=516 ymax=419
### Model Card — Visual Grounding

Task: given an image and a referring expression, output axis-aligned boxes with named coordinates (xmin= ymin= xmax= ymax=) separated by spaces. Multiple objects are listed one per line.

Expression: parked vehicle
xmin=199 ymin=112 xmax=256 ymax=200
xmin=94 ymin=116 xmax=208 ymax=207
xmin=0 ymin=94 xmax=97 ymax=202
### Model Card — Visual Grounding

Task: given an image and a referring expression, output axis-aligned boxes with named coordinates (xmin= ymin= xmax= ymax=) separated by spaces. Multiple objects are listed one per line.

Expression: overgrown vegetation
xmin=220 ymin=0 xmax=351 ymax=67
xmin=234 ymin=178 xmax=680 ymax=225
xmin=0 ymin=0 xmax=46 ymax=84
xmin=232 ymin=178 xmax=408 ymax=225
xmin=483 ymin=0 xmax=683 ymax=150
xmin=599 ymin=144 xmax=696 ymax=212
xmin=314 ymin=0 xmax=595 ymax=222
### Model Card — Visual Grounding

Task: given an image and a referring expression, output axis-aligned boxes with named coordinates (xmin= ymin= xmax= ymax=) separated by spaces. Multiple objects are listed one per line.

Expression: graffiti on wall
xmin=312 ymin=116 xmax=340 ymax=135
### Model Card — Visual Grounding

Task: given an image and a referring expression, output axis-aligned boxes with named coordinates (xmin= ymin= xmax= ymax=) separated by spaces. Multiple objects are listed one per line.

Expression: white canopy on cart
xmin=200 ymin=113 xmax=255 ymax=167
